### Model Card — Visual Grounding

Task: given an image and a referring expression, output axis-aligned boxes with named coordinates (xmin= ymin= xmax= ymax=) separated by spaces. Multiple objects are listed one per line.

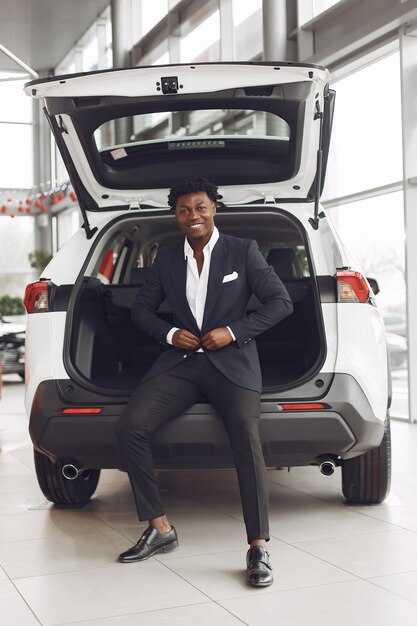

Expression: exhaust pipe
xmin=319 ymin=457 xmax=336 ymax=476
xmin=62 ymin=462 xmax=83 ymax=480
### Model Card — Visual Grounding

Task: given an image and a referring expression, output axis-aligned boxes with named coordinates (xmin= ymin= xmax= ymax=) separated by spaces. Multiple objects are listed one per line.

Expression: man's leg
xmin=116 ymin=367 xmax=200 ymax=523
xmin=200 ymin=361 xmax=269 ymax=545
xmin=200 ymin=358 xmax=273 ymax=586
xmin=116 ymin=364 xmax=201 ymax=562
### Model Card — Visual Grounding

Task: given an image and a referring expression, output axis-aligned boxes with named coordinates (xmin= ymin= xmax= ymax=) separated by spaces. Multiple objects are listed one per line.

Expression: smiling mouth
xmin=189 ymin=223 xmax=204 ymax=229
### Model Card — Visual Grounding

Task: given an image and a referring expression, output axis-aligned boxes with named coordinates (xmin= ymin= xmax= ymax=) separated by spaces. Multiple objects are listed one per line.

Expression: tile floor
xmin=1 ymin=376 xmax=417 ymax=625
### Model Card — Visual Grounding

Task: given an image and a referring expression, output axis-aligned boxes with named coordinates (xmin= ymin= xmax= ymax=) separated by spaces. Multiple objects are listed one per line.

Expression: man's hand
xmin=172 ymin=329 xmax=201 ymax=350
xmin=201 ymin=327 xmax=233 ymax=351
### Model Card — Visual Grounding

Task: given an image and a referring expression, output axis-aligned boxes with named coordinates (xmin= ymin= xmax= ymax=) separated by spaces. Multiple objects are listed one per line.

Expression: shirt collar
xmin=184 ymin=226 xmax=219 ymax=259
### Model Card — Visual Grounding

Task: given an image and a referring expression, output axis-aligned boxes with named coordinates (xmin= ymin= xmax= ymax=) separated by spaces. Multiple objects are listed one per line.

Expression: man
xmin=116 ymin=176 xmax=293 ymax=586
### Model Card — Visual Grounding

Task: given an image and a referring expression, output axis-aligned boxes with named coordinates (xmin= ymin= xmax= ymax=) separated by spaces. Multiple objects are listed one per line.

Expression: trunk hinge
xmin=309 ymin=100 xmax=325 ymax=231
xmin=263 ymin=192 xmax=277 ymax=204
xmin=58 ymin=115 xmax=68 ymax=134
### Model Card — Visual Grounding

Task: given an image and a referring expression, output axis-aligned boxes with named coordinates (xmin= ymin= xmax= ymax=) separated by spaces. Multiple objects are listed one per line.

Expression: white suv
xmin=23 ymin=62 xmax=391 ymax=507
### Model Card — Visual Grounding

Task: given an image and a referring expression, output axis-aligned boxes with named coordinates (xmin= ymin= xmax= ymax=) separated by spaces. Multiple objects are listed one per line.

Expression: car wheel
xmin=342 ymin=417 xmax=391 ymax=504
xmin=34 ymin=449 xmax=100 ymax=506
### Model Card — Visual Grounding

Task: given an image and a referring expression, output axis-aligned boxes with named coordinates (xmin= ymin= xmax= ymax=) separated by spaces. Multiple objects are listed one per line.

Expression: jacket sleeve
xmin=228 ymin=240 xmax=293 ymax=348
xmin=130 ymin=256 xmax=173 ymax=344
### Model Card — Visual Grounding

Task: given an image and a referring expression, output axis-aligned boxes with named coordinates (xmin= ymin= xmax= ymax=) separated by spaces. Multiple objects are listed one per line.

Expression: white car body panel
xmin=41 ymin=229 xmax=94 ymax=283
xmin=24 ymin=312 xmax=69 ymax=415
xmin=319 ymin=303 xmax=338 ymax=372
xmin=27 ymin=64 xmax=328 ymax=99
xmin=335 ymin=305 xmax=388 ymax=421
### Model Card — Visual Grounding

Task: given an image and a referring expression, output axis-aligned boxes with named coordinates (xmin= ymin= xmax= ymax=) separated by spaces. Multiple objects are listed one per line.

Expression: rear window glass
xmin=94 ymin=108 xmax=291 ymax=153
xmin=88 ymin=101 xmax=298 ymax=191
xmin=90 ymin=107 xmax=294 ymax=190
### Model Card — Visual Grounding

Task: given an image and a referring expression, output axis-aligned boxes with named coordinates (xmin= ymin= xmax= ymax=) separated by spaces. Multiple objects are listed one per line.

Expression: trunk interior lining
xmin=68 ymin=211 xmax=324 ymax=391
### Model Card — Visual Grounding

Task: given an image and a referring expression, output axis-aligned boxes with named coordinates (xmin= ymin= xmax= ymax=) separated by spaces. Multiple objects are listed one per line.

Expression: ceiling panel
xmin=0 ymin=0 xmax=109 ymax=74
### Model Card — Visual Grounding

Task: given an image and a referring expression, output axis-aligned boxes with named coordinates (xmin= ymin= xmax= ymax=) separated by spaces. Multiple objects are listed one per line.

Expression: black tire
xmin=342 ymin=417 xmax=391 ymax=504
xmin=34 ymin=449 xmax=100 ymax=506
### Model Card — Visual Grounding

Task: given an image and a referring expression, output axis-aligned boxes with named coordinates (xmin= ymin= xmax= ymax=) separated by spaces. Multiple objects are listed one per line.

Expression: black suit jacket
xmin=131 ymin=233 xmax=293 ymax=392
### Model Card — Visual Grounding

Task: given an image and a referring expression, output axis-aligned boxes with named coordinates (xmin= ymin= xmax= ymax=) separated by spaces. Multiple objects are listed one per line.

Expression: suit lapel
xmin=202 ymin=234 xmax=229 ymax=331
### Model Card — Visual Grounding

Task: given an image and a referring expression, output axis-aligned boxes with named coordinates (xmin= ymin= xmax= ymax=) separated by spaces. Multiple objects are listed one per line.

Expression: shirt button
xmin=182 ymin=354 xmax=188 ymax=359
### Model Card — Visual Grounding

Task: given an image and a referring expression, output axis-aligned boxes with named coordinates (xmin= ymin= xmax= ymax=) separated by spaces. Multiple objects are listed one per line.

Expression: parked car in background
xmin=0 ymin=316 xmax=26 ymax=380
xmin=23 ymin=62 xmax=391 ymax=510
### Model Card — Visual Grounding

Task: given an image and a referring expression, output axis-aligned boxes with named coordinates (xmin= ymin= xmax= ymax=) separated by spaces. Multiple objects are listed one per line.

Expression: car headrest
xmin=266 ymin=248 xmax=297 ymax=279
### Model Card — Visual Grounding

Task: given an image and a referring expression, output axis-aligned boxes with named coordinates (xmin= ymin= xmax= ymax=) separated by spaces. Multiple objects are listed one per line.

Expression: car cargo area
xmin=67 ymin=209 xmax=325 ymax=392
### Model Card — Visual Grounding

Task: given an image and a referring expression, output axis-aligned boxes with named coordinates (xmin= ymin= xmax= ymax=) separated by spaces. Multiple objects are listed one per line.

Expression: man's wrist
xmin=166 ymin=327 xmax=180 ymax=345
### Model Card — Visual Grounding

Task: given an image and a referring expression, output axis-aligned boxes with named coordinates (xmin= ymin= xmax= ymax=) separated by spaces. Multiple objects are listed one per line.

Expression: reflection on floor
xmin=1 ymin=376 xmax=417 ymax=626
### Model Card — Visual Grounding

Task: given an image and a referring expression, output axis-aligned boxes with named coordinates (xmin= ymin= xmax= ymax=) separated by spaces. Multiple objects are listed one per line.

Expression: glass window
xmin=180 ymin=11 xmax=220 ymax=62
xmin=0 ymin=74 xmax=32 ymax=123
xmin=152 ymin=52 xmax=169 ymax=65
xmin=328 ymin=190 xmax=408 ymax=418
xmin=106 ymin=18 xmax=113 ymax=68
xmin=93 ymin=107 xmax=293 ymax=190
xmin=141 ymin=0 xmax=168 ymax=36
xmin=55 ymin=146 xmax=69 ymax=185
xmin=234 ymin=1 xmax=262 ymax=61
xmin=83 ymin=38 xmax=99 ymax=72
xmin=95 ymin=109 xmax=290 ymax=151
xmin=0 ymin=73 xmax=33 ymax=189
xmin=0 ymin=215 xmax=35 ymax=298
xmin=57 ymin=208 xmax=81 ymax=249
xmin=329 ymin=191 xmax=405 ymax=314
xmin=232 ymin=0 xmax=262 ymax=26
xmin=0 ymin=123 xmax=33 ymax=188
xmin=323 ymin=52 xmax=403 ymax=200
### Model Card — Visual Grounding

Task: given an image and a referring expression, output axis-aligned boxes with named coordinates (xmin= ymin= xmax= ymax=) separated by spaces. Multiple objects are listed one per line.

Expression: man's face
xmin=174 ymin=191 xmax=216 ymax=245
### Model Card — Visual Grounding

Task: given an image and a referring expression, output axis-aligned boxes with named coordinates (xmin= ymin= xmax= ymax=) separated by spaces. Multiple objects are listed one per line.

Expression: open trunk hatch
xmin=25 ymin=62 xmax=334 ymax=225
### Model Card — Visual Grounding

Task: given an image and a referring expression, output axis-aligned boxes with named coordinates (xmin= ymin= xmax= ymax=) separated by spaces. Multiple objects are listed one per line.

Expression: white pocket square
xmin=222 ymin=271 xmax=238 ymax=283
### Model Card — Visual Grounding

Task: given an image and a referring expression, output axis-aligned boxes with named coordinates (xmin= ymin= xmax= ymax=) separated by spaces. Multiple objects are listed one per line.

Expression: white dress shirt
xmin=166 ymin=227 xmax=235 ymax=346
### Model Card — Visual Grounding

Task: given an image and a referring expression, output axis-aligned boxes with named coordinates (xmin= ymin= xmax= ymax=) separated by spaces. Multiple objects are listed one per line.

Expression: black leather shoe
xmin=118 ymin=526 xmax=179 ymax=563
xmin=246 ymin=546 xmax=273 ymax=586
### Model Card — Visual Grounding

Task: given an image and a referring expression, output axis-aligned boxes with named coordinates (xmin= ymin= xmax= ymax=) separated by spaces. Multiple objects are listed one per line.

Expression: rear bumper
xmin=29 ymin=373 xmax=385 ymax=470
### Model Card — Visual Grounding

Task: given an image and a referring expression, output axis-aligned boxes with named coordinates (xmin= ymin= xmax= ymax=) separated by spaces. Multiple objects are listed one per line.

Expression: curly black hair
xmin=167 ymin=176 xmax=220 ymax=211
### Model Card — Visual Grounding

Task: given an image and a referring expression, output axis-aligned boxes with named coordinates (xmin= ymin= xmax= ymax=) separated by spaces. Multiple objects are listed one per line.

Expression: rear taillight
xmin=23 ymin=281 xmax=49 ymax=313
xmin=277 ymin=403 xmax=328 ymax=411
xmin=62 ymin=408 xmax=102 ymax=414
xmin=336 ymin=270 xmax=375 ymax=305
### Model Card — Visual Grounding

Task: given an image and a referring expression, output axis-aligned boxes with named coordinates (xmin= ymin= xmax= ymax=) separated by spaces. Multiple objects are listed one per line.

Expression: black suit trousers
xmin=116 ymin=353 xmax=270 ymax=543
